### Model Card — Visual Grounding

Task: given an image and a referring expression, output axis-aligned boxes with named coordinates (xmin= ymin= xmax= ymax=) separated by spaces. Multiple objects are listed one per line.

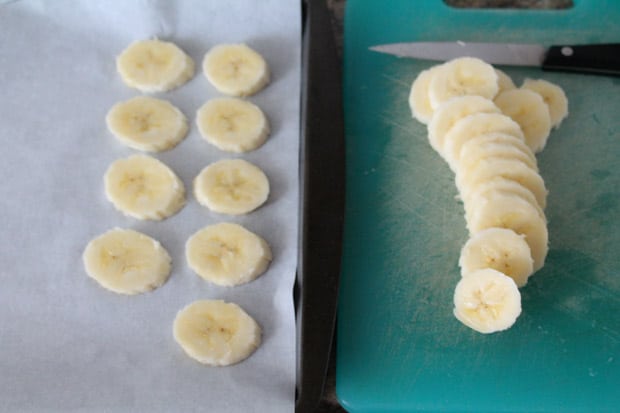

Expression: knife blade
xmin=369 ymin=41 xmax=620 ymax=76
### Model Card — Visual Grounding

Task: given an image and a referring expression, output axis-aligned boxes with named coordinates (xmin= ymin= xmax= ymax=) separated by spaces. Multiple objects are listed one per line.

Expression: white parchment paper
xmin=0 ymin=1 xmax=300 ymax=411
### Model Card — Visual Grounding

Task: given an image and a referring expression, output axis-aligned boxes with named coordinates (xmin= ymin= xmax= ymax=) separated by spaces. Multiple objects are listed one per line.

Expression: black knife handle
xmin=543 ymin=43 xmax=620 ymax=76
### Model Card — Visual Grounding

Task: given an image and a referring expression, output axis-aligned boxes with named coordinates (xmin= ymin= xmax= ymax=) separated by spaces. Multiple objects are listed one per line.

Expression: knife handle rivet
xmin=561 ymin=46 xmax=574 ymax=57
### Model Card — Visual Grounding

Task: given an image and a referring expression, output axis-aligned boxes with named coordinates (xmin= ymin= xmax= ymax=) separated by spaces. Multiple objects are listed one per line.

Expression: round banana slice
xmin=522 ymin=78 xmax=569 ymax=129
xmin=453 ymin=268 xmax=522 ymax=334
xmin=408 ymin=65 xmax=443 ymax=124
xmin=106 ymin=96 xmax=188 ymax=152
xmin=193 ymin=159 xmax=269 ymax=215
xmin=494 ymin=88 xmax=551 ymax=153
xmin=442 ymin=112 xmax=524 ymax=171
xmin=83 ymin=228 xmax=171 ymax=295
xmin=116 ymin=39 xmax=195 ymax=93
xmin=203 ymin=43 xmax=270 ymax=97
xmin=196 ymin=97 xmax=270 ymax=153
xmin=494 ymin=68 xmax=516 ymax=93
xmin=458 ymin=132 xmax=537 ymax=173
xmin=185 ymin=222 xmax=272 ymax=287
xmin=459 ymin=228 xmax=534 ymax=287
xmin=456 ymin=157 xmax=547 ymax=209
xmin=104 ymin=154 xmax=185 ymax=220
xmin=467 ymin=192 xmax=548 ymax=271
xmin=173 ymin=300 xmax=262 ymax=366
xmin=427 ymin=95 xmax=500 ymax=156
xmin=428 ymin=57 xmax=499 ymax=110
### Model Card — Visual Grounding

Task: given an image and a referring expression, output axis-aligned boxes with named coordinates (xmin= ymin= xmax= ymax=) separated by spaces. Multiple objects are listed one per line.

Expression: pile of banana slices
xmin=409 ymin=56 xmax=568 ymax=334
xmin=83 ymin=38 xmax=277 ymax=366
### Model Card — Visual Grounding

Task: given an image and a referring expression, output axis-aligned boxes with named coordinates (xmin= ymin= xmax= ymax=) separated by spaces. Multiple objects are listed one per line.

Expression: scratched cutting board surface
xmin=336 ymin=1 xmax=620 ymax=412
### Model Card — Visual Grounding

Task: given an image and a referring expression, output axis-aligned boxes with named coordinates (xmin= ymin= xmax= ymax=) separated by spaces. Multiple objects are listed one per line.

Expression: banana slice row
xmin=408 ymin=57 xmax=569 ymax=333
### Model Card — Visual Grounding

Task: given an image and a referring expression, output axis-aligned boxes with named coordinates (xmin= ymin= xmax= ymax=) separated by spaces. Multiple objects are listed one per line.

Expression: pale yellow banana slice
xmin=106 ymin=96 xmax=188 ymax=152
xmin=453 ymin=268 xmax=522 ymax=334
xmin=456 ymin=157 xmax=547 ymax=209
xmin=116 ymin=39 xmax=195 ymax=93
xmin=494 ymin=68 xmax=516 ymax=93
xmin=494 ymin=88 xmax=551 ymax=153
xmin=459 ymin=228 xmax=534 ymax=287
xmin=458 ymin=134 xmax=538 ymax=174
xmin=427 ymin=95 xmax=500 ymax=156
xmin=408 ymin=65 xmax=443 ymax=124
xmin=442 ymin=112 xmax=524 ymax=171
xmin=194 ymin=159 xmax=269 ymax=215
xmin=185 ymin=222 xmax=272 ymax=287
xmin=104 ymin=154 xmax=185 ymax=220
xmin=428 ymin=57 xmax=499 ymax=110
xmin=203 ymin=44 xmax=270 ymax=97
xmin=196 ymin=97 xmax=270 ymax=153
xmin=466 ymin=192 xmax=548 ymax=271
xmin=83 ymin=228 xmax=171 ymax=295
xmin=173 ymin=300 xmax=261 ymax=366
xmin=522 ymin=78 xmax=569 ymax=129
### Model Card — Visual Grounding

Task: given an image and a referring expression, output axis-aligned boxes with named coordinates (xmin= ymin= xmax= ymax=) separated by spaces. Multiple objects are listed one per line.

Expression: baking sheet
xmin=0 ymin=1 xmax=300 ymax=412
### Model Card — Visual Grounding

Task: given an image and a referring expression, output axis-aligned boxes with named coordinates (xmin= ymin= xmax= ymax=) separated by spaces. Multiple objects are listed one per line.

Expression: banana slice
xmin=458 ymin=133 xmax=538 ymax=174
xmin=442 ymin=112 xmax=524 ymax=171
xmin=106 ymin=96 xmax=188 ymax=152
xmin=459 ymin=228 xmax=534 ymax=287
xmin=194 ymin=159 xmax=269 ymax=215
xmin=104 ymin=154 xmax=185 ymax=220
xmin=495 ymin=68 xmax=516 ymax=93
xmin=456 ymin=157 xmax=547 ymax=209
xmin=173 ymin=300 xmax=261 ymax=366
xmin=408 ymin=65 xmax=443 ymax=124
xmin=203 ymin=43 xmax=270 ymax=97
xmin=427 ymin=95 xmax=500 ymax=156
xmin=185 ymin=222 xmax=272 ymax=287
xmin=466 ymin=191 xmax=548 ymax=271
xmin=83 ymin=228 xmax=171 ymax=295
xmin=428 ymin=57 xmax=499 ymax=110
xmin=116 ymin=39 xmax=195 ymax=93
xmin=494 ymin=88 xmax=551 ymax=153
xmin=196 ymin=97 xmax=270 ymax=153
xmin=453 ymin=268 xmax=522 ymax=334
xmin=522 ymin=78 xmax=569 ymax=129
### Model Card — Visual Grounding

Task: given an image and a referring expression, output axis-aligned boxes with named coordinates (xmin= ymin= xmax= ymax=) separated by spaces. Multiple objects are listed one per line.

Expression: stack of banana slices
xmin=409 ymin=57 xmax=568 ymax=334
xmin=83 ymin=38 xmax=278 ymax=367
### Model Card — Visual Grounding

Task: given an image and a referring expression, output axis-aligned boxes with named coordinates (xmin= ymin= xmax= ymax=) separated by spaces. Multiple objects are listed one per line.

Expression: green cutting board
xmin=337 ymin=1 xmax=620 ymax=412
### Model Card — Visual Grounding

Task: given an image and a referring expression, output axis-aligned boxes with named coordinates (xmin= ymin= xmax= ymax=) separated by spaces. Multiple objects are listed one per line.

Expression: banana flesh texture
xmin=83 ymin=228 xmax=171 ymax=295
xmin=186 ymin=222 xmax=272 ymax=287
xmin=116 ymin=39 xmax=195 ymax=93
xmin=106 ymin=96 xmax=189 ymax=152
xmin=203 ymin=44 xmax=270 ymax=97
xmin=194 ymin=158 xmax=269 ymax=215
xmin=173 ymin=300 xmax=261 ymax=366
xmin=407 ymin=57 xmax=569 ymax=333
xmin=104 ymin=154 xmax=185 ymax=220
xmin=196 ymin=97 xmax=270 ymax=153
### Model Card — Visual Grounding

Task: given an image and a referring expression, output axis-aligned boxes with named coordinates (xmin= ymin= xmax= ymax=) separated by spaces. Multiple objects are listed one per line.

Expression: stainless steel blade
xmin=369 ymin=41 xmax=547 ymax=66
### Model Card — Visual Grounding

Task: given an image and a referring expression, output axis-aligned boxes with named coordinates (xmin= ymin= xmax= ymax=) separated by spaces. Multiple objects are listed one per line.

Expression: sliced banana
xmin=522 ymin=78 xmax=569 ymax=129
xmin=495 ymin=68 xmax=516 ymax=93
xmin=459 ymin=228 xmax=534 ymax=287
xmin=116 ymin=39 xmax=195 ymax=93
xmin=408 ymin=65 xmax=442 ymax=124
xmin=104 ymin=154 xmax=185 ymax=220
xmin=185 ymin=222 xmax=272 ymax=287
xmin=453 ymin=268 xmax=522 ymax=334
xmin=427 ymin=95 xmax=500 ymax=156
xmin=456 ymin=157 xmax=547 ymax=209
xmin=203 ymin=43 xmax=270 ymax=97
xmin=494 ymin=88 xmax=551 ymax=153
xmin=466 ymin=191 xmax=548 ymax=271
xmin=83 ymin=228 xmax=171 ymax=295
xmin=106 ymin=96 xmax=188 ymax=152
xmin=458 ymin=133 xmax=538 ymax=174
xmin=428 ymin=57 xmax=499 ymax=110
xmin=196 ymin=97 xmax=270 ymax=153
xmin=442 ymin=112 xmax=524 ymax=171
xmin=194 ymin=158 xmax=269 ymax=215
xmin=173 ymin=300 xmax=261 ymax=366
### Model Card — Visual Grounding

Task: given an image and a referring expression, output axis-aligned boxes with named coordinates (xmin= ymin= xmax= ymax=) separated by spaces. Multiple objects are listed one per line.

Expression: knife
xmin=369 ymin=41 xmax=620 ymax=76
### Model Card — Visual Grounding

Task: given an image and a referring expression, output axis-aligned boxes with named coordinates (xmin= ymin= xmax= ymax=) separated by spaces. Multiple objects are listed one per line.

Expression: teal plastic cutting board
xmin=337 ymin=1 xmax=620 ymax=412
